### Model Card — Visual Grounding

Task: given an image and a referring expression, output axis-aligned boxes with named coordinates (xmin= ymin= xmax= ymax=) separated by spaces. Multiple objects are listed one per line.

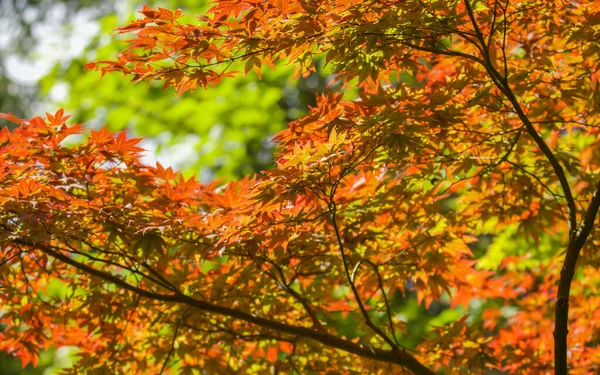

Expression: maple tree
xmin=2 ymin=0 xmax=600 ymax=374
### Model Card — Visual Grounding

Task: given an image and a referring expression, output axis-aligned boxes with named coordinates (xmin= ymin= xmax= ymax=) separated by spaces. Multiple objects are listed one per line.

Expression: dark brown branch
xmin=491 ymin=81 xmax=577 ymax=234
xmin=26 ymin=241 xmax=435 ymax=375
xmin=399 ymin=40 xmax=486 ymax=66
xmin=257 ymin=256 xmax=326 ymax=332
xmin=160 ymin=312 xmax=184 ymax=374
xmin=463 ymin=0 xmax=488 ymax=50
xmin=486 ymin=0 xmax=499 ymax=49
xmin=463 ymin=0 xmax=577 ymax=234
xmin=329 ymin=203 xmax=400 ymax=351
xmin=352 ymin=258 xmax=400 ymax=346
xmin=554 ymin=179 xmax=600 ymax=375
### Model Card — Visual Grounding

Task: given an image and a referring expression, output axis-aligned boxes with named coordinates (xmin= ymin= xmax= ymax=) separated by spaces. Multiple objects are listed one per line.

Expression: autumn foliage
xmin=2 ymin=1 xmax=600 ymax=374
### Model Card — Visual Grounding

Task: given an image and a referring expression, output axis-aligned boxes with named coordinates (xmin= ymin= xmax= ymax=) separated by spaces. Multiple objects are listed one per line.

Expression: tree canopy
xmin=2 ymin=1 xmax=600 ymax=374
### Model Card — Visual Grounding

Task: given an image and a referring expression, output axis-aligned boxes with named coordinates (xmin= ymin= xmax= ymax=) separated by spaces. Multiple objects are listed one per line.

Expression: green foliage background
xmin=40 ymin=1 xmax=330 ymax=180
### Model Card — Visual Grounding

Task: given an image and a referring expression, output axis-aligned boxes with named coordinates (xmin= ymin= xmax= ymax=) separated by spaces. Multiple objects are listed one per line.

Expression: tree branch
xmin=25 ymin=241 xmax=435 ymax=375
xmin=463 ymin=0 xmax=577 ymax=234
xmin=554 ymin=179 xmax=600 ymax=375
xmin=329 ymin=202 xmax=400 ymax=350
xmin=352 ymin=258 xmax=400 ymax=346
xmin=160 ymin=311 xmax=185 ymax=374
xmin=258 ymin=256 xmax=326 ymax=332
